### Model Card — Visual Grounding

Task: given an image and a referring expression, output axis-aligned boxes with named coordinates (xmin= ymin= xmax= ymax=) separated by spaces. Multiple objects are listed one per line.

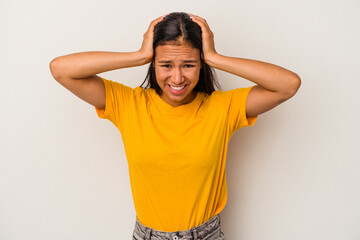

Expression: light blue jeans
xmin=132 ymin=214 xmax=225 ymax=240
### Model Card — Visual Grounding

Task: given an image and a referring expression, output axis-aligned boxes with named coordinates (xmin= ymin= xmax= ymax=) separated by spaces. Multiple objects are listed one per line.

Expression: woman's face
xmin=154 ymin=41 xmax=202 ymax=107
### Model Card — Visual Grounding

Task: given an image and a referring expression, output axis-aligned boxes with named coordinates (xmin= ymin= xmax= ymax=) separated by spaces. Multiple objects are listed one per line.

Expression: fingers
xmin=140 ymin=14 xmax=167 ymax=60
xmin=143 ymin=14 xmax=167 ymax=38
xmin=187 ymin=13 xmax=217 ymax=62
xmin=188 ymin=14 xmax=213 ymax=36
xmin=143 ymin=14 xmax=166 ymax=42
xmin=149 ymin=14 xmax=167 ymax=29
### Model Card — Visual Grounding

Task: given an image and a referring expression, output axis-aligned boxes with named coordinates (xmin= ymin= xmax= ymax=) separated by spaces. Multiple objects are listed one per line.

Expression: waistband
xmin=133 ymin=214 xmax=221 ymax=240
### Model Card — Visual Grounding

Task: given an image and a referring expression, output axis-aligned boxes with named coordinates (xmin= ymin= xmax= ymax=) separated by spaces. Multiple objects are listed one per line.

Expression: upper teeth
xmin=170 ymin=85 xmax=185 ymax=90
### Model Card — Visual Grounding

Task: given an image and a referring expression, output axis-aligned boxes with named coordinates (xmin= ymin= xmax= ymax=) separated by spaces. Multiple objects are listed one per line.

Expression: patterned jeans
xmin=132 ymin=214 xmax=225 ymax=240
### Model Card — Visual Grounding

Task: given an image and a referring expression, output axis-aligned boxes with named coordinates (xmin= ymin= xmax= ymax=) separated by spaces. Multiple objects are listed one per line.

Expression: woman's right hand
xmin=138 ymin=15 xmax=167 ymax=64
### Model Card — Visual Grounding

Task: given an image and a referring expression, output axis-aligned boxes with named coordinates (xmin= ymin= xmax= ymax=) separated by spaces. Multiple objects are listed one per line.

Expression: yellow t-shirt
xmin=95 ymin=77 xmax=257 ymax=232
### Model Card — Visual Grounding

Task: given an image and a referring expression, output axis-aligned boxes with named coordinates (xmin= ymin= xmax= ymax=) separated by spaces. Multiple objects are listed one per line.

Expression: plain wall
xmin=1 ymin=0 xmax=359 ymax=239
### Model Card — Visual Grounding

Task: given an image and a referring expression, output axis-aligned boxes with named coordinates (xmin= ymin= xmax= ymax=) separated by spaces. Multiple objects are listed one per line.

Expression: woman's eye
xmin=160 ymin=64 xmax=195 ymax=68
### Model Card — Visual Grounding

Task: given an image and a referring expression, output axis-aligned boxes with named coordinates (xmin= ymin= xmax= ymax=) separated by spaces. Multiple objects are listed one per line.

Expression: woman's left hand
xmin=188 ymin=14 xmax=218 ymax=66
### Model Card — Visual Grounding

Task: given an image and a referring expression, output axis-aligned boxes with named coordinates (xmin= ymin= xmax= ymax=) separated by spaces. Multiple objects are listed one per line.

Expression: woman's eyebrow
xmin=158 ymin=60 xmax=198 ymax=63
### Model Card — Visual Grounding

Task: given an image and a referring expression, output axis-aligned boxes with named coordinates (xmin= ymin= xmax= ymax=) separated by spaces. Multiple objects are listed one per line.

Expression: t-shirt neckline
xmin=148 ymin=88 xmax=204 ymax=114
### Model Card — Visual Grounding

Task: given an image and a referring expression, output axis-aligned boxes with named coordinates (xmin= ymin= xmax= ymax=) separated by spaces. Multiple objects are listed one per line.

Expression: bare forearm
xmin=206 ymin=53 xmax=300 ymax=94
xmin=50 ymin=51 xmax=149 ymax=79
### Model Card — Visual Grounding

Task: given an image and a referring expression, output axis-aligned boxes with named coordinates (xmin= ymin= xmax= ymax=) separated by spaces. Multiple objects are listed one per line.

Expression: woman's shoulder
xmin=205 ymin=86 xmax=254 ymax=106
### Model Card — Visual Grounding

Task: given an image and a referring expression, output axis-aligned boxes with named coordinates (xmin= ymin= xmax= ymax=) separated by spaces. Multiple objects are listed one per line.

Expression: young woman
xmin=50 ymin=12 xmax=300 ymax=240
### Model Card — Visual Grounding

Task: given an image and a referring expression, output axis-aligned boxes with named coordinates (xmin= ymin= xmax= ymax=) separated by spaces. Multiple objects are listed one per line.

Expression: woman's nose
xmin=173 ymin=68 xmax=184 ymax=84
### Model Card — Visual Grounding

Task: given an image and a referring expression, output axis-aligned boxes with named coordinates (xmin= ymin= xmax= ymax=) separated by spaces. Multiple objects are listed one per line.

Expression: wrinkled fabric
xmin=95 ymin=77 xmax=257 ymax=231
xmin=133 ymin=214 xmax=225 ymax=240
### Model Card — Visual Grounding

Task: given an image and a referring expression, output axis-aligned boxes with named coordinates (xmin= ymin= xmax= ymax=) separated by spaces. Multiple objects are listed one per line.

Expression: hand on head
xmin=187 ymin=13 xmax=218 ymax=64
xmin=138 ymin=13 xmax=218 ymax=66
xmin=138 ymin=14 xmax=167 ymax=64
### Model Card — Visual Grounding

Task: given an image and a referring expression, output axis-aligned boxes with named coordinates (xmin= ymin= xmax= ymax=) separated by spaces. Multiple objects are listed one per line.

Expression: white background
xmin=1 ymin=0 xmax=359 ymax=239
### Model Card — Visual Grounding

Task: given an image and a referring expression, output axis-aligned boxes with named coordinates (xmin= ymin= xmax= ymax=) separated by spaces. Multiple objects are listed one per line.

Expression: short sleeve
xmin=94 ymin=77 xmax=135 ymax=126
xmin=223 ymin=86 xmax=258 ymax=134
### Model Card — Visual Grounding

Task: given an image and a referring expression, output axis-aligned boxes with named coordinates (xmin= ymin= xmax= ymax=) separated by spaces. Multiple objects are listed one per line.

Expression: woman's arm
xmin=49 ymin=51 xmax=149 ymax=110
xmin=49 ymin=15 xmax=166 ymax=110
xmin=50 ymin=51 xmax=149 ymax=80
xmin=50 ymin=15 xmax=167 ymax=79
xmin=189 ymin=14 xmax=301 ymax=118
xmin=205 ymin=54 xmax=301 ymax=117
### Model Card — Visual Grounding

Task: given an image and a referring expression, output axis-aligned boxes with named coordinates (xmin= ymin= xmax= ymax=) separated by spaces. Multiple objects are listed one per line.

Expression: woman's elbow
xmin=284 ymin=74 xmax=301 ymax=99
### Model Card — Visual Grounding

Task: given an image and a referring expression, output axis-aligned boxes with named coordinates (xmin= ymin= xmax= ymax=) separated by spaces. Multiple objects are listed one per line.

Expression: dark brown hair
xmin=140 ymin=12 xmax=221 ymax=95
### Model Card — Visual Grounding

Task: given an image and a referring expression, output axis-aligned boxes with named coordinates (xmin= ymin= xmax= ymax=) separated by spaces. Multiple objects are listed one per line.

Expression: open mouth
xmin=169 ymin=85 xmax=186 ymax=90
xmin=168 ymin=84 xmax=188 ymax=94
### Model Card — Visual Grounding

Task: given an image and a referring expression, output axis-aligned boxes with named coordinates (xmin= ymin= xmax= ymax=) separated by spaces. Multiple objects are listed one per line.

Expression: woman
xmin=50 ymin=12 xmax=300 ymax=240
